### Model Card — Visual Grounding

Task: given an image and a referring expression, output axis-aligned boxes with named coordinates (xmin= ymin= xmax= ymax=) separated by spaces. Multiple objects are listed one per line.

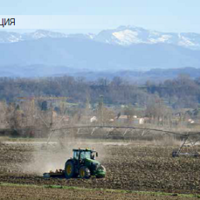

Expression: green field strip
xmin=0 ymin=182 xmax=200 ymax=198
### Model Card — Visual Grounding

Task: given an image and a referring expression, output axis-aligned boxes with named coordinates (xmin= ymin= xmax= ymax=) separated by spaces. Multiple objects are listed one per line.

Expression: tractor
xmin=43 ymin=148 xmax=106 ymax=179
xmin=64 ymin=148 xmax=106 ymax=179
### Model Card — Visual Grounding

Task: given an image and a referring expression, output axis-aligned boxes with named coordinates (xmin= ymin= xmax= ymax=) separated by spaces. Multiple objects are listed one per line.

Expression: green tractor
xmin=64 ymin=148 xmax=106 ymax=179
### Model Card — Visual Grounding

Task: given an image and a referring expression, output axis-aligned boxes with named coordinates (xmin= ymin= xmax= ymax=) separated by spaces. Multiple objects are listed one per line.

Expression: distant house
xmin=134 ymin=118 xmax=145 ymax=125
xmin=117 ymin=115 xmax=128 ymax=123
xmin=90 ymin=116 xmax=98 ymax=123
xmin=117 ymin=115 xmax=144 ymax=125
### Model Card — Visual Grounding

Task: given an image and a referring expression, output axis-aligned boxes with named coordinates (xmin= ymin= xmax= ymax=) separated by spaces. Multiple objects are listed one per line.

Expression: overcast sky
xmin=0 ymin=0 xmax=200 ymax=34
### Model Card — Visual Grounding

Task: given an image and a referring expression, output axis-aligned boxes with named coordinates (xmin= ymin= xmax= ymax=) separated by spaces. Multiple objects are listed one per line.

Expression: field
xmin=1 ymin=136 xmax=200 ymax=199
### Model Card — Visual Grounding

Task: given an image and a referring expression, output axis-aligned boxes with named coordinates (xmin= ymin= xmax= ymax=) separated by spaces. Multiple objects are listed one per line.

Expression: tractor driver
xmin=91 ymin=152 xmax=95 ymax=160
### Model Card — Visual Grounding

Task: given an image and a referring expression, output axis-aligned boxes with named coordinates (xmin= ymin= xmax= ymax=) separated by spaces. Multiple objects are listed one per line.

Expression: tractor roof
xmin=73 ymin=148 xmax=96 ymax=152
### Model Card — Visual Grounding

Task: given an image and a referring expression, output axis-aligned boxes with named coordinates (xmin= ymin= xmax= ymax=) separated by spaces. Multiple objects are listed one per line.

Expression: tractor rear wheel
xmin=64 ymin=161 xmax=75 ymax=179
xmin=79 ymin=166 xmax=91 ymax=179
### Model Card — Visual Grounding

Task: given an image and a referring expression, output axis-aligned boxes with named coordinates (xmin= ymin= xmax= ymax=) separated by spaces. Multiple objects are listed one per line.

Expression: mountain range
xmin=1 ymin=26 xmax=200 ymax=50
xmin=0 ymin=26 xmax=200 ymax=78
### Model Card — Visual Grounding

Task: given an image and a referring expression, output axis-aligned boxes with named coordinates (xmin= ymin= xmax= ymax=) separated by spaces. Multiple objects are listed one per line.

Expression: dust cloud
xmin=22 ymin=131 xmax=107 ymax=175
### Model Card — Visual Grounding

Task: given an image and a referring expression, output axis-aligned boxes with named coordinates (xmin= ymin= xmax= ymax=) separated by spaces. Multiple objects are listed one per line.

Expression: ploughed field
xmin=1 ymin=140 xmax=200 ymax=195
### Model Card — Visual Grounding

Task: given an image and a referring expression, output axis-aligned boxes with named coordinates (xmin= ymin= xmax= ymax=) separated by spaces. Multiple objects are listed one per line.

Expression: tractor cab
xmin=73 ymin=149 xmax=98 ymax=161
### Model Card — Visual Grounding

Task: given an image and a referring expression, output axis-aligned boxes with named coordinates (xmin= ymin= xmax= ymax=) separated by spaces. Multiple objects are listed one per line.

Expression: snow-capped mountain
xmin=0 ymin=31 xmax=22 ymax=43
xmin=0 ymin=30 xmax=93 ymax=43
xmin=23 ymin=30 xmax=67 ymax=40
xmin=0 ymin=30 xmax=67 ymax=43
xmin=0 ymin=26 xmax=200 ymax=50
xmin=94 ymin=26 xmax=200 ymax=50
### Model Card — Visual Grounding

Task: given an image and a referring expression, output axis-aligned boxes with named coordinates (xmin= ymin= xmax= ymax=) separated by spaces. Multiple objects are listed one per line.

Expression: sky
xmin=0 ymin=0 xmax=200 ymax=34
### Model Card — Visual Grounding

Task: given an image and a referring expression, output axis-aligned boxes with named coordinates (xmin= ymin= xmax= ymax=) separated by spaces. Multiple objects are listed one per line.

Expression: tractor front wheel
xmin=79 ymin=166 xmax=91 ymax=179
xmin=64 ymin=161 xmax=75 ymax=179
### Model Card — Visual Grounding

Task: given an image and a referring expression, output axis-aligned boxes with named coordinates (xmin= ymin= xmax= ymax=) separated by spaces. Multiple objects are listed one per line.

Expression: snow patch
xmin=149 ymin=35 xmax=171 ymax=43
xmin=112 ymin=30 xmax=141 ymax=45
xmin=179 ymin=36 xmax=196 ymax=47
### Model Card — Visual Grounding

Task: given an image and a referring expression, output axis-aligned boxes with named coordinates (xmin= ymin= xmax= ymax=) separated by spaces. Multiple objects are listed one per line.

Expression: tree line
xmin=0 ymin=75 xmax=200 ymax=110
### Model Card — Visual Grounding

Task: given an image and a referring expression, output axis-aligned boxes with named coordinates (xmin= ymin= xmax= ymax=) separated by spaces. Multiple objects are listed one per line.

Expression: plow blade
xmin=43 ymin=169 xmax=65 ymax=178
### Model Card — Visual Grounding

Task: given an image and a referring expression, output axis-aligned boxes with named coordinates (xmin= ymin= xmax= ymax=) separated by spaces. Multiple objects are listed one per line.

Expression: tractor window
xmin=73 ymin=151 xmax=79 ymax=160
xmin=80 ymin=151 xmax=91 ymax=160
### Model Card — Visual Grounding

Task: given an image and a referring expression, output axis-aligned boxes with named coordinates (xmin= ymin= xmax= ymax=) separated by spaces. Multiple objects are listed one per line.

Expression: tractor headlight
xmin=97 ymin=165 xmax=106 ymax=172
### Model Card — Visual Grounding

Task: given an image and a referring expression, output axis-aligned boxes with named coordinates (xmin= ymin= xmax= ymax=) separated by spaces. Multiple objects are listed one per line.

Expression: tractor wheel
xmin=79 ymin=166 xmax=91 ymax=179
xmin=64 ymin=161 xmax=75 ymax=179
